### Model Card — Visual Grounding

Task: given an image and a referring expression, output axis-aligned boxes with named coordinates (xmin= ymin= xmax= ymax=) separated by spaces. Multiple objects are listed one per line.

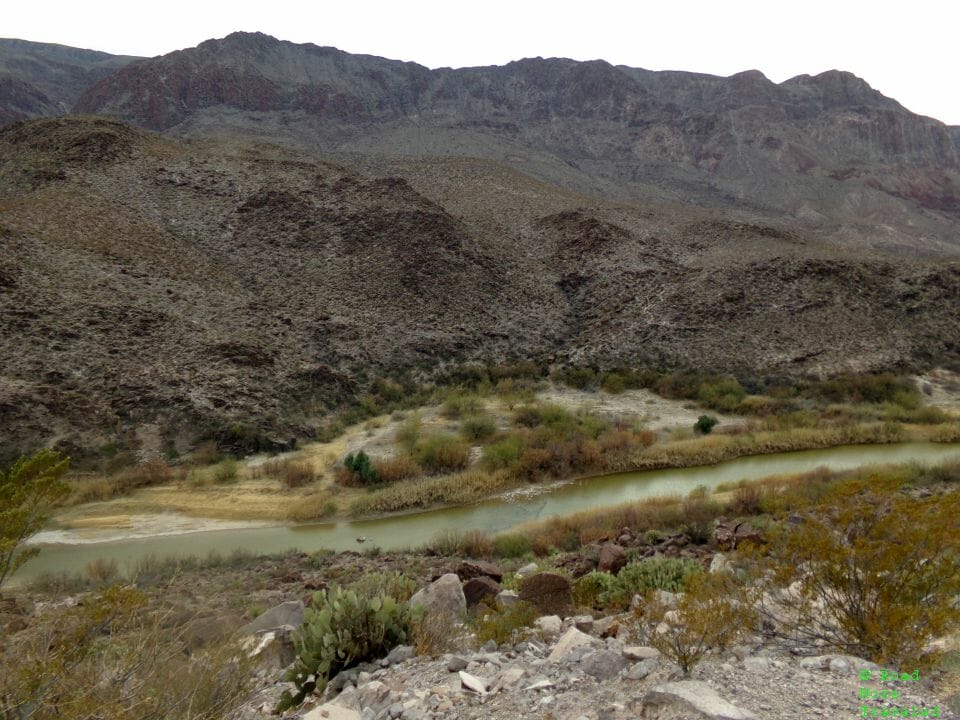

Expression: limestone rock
xmin=515 ymin=562 xmax=538 ymax=577
xmin=626 ymin=657 xmax=659 ymax=680
xmin=496 ymin=589 xmax=519 ymax=607
xmin=459 ymin=670 xmax=489 ymax=694
xmin=408 ymin=574 xmax=466 ymax=622
xmin=623 ymin=646 xmax=661 ymax=661
xmin=518 ymin=572 xmax=573 ymax=617
xmin=238 ymin=600 xmax=304 ymax=636
xmin=581 ymin=649 xmax=629 ymax=679
xmin=534 ymin=614 xmax=562 ymax=638
xmin=547 ymin=626 xmax=600 ymax=662
xmin=639 ymin=681 xmax=757 ymax=719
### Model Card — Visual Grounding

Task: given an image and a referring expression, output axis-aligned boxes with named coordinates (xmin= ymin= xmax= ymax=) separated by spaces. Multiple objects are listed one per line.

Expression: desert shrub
xmin=68 ymin=476 xmax=116 ymax=504
xmin=349 ymin=570 xmax=417 ymax=603
xmin=553 ymin=367 xmax=598 ymax=390
xmin=639 ymin=570 xmax=758 ymax=673
xmin=441 ymin=391 xmax=483 ymax=419
xmin=212 ymin=458 xmax=239 ymax=483
xmin=427 ymin=529 xmax=494 ymax=558
xmin=471 ymin=600 xmax=539 ymax=646
xmin=679 ymin=489 xmax=723 ymax=543
xmin=0 ymin=585 xmax=255 ymax=719
xmin=372 ymin=456 xmax=423 ymax=484
xmin=517 ymin=447 xmax=553 ymax=481
xmin=602 ymin=557 xmax=703 ymax=609
xmin=461 ymin=413 xmax=497 ymax=442
xmin=574 ymin=571 xmax=618 ymax=609
xmin=412 ymin=609 xmax=460 ymax=657
xmin=600 ymin=372 xmax=628 ymax=394
xmin=1 ymin=449 xmax=70 ymax=589
xmin=112 ymin=458 xmax=175 ymax=494
xmin=728 ymin=483 xmax=763 ymax=515
xmin=489 ymin=361 xmax=542 ymax=381
xmin=492 ymin=533 xmax=532 ymax=558
xmin=482 ymin=435 xmax=526 ymax=471
xmin=349 ymin=469 xmax=514 ymax=517
xmin=415 ymin=433 xmax=470 ymax=474
xmin=808 ymin=373 xmax=919 ymax=406
xmin=697 ymin=377 xmax=747 ymax=412
xmin=340 ymin=451 xmax=378 ymax=485
xmin=281 ymin=587 xmax=414 ymax=708
xmin=83 ymin=557 xmax=120 ymax=587
xmin=754 ymin=480 xmax=960 ymax=665
xmin=190 ymin=441 xmax=222 ymax=465
xmin=656 ymin=371 xmax=704 ymax=400
xmin=395 ymin=413 xmax=422 ymax=453
xmin=694 ymin=415 xmax=719 ymax=434
xmin=285 ymin=491 xmax=337 ymax=522
xmin=282 ymin=461 xmax=317 ymax=488
xmin=371 ymin=377 xmax=406 ymax=404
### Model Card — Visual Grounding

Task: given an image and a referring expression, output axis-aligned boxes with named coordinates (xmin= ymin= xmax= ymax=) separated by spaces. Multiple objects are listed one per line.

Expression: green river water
xmin=13 ymin=442 xmax=960 ymax=585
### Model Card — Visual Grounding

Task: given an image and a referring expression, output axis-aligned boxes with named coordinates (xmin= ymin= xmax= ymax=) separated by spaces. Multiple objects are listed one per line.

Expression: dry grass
xmin=349 ymin=469 xmax=514 ymax=517
xmin=285 ymin=490 xmax=337 ymax=522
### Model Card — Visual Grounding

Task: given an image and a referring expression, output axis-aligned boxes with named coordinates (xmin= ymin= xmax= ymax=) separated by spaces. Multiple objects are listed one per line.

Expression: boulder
xmin=496 ymin=590 xmax=520 ymax=607
xmin=446 ymin=655 xmax=469 ymax=672
xmin=623 ymin=646 xmax=661 ymax=661
xmin=408 ymin=574 xmax=466 ymax=623
xmin=639 ymin=681 xmax=757 ymax=719
xmin=626 ymin=657 xmax=659 ymax=680
xmin=456 ymin=560 xmax=504 ymax=582
xmin=534 ymin=615 xmax=563 ymax=638
xmin=244 ymin=626 xmax=297 ymax=671
xmin=581 ymin=649 xmax=629 ymax=679
xmin=239 ymin=600 xmax=304 ymax=636
xmin=462 ymin=576 xmax=501 ymax=607
xmin=713 ymin=518 xmax=765 ymax=550
xmin=547 ymin=626 xmax=600 ymax=662
xmin=459 ymin=671 xmax=490 ymax=694
xmin=598 ymin=543 xmax=628 ymax=573
xmin=518 ymin=572 xmax=573 ymax=617
xmin=709 ymin=553 xmax=733 ymax=574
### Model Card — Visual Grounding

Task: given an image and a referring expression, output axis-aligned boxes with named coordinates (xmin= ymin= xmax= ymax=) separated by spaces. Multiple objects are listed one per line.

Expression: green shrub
xmin=492 ymin=533 xmax=532 ymax=558
xmin=461 ymin=413 xmax=497 ymax=442
xmin=415 ymin=433 xmax=470 ymax=474
xmin=553 ymin=367 xmax=598 ymax=390
xmin=600 ymin=372 xmax=628 ymax=394
xmin=342 ymin=451 xmax=378 ymax=485
xmin=482 ymin=434 xmax=526 ymax=471
xmin=694 ymin=415 xmax=719 ymax=435
xmin=471 ymin=601 xmax=539 ymax=646
xmin=395 ymin=413 xmax=422 ymax=453
xmin=281 ymin=587 xmax=414 ymax=708
xmin=573 ymin=571 xmax=618 ymax=609
xmin=441 ymin=392 xmax=483 ymax=419
xmin=697 ymin=378 xmax=747 ymax=412
xmin=601 ymin=557 xmax=703 ymax=609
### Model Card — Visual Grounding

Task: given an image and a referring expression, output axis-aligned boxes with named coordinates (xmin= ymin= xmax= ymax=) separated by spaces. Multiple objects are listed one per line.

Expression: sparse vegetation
xmin=470 ymin=600 xmax=539 ymax=646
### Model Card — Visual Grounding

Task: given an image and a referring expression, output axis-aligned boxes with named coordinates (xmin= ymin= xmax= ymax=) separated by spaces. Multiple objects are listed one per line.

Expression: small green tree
xmin=343 ymin=451 xmax=377 ymax=484
xmin=0 ymin=449 xmax=70 ymax=589
xmin=694 ymin=415 xmax=719 ymax=435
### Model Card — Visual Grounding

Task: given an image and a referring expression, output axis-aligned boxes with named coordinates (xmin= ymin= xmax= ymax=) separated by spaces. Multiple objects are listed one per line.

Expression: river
xmin=12 ymin=442 xmax=960 ymax=585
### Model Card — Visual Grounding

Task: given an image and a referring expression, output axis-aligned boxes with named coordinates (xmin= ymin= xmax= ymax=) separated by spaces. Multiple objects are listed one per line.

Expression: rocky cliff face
xmin=67 ymin=32 xmax=960 ymax=256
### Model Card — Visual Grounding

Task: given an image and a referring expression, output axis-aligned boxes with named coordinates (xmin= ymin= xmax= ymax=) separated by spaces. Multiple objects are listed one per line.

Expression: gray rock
xmin=709 ymin=552 xmax=733 ymax=574
xmin=640 ymin=681 xmax=758 ymax=719
xmin=581 ymin=649 xmax=630 ymax=679
xmin=459 ymin=670 xmax=489 ymax=694
xmin=547 ymin=626 xmax=600 ymax=662
xmin=383 ymin=644 xmax=415 ymax=666
xmin=534 ymin=614 xmax=563 ymax=638
xmin=626 ymin=657 xmax=658 ymax=680
xmin=623 ymin=645 xmax=660 ymax=661
xmin=400 ymin=709 xmax=425 ymax=720
xmin=446 ymin=655 xmax=469 ymax=672
xmin=598 ymin=543 xmax=628 ymax=573
xmin=238 ymin=600 xmax=304 ymax=636
xmin=407 ymin=574 xmax=466 ymax=623
xmin=496 ymin=589 xmax=520 ymax=607
xmin=244 ymin=626 xmax=296 ymax=671
xmin=481 ymin=639 xmax=498 ymax=652
xmin=568 ymin=614 xmax=594 ymax=633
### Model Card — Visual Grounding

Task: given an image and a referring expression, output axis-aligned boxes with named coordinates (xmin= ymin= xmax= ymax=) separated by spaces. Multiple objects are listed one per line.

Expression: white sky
xmin=7 ymin=0 xmax=960 ymax=124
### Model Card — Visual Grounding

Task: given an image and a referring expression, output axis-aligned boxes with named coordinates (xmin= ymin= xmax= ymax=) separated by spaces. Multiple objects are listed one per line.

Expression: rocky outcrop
xmin=407 ymin=574 xmax=467 ymax=623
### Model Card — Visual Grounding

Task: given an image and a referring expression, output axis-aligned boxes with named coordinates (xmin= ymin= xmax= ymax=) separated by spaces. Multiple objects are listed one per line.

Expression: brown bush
xmin=372 ymin=456 xmax=423 ymax=484
xmin=517 ymin=447 xmax=552 ymax=481
xmin=112 ymin=458 xmax=175 ymax=494
xmin=729 ymin=483 xmax=763 ymax=515
xmin=282 ymin=461 xmax=317 ymax=489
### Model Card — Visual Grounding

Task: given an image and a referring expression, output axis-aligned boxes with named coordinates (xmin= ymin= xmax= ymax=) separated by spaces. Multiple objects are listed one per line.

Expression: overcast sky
xmin=7 ymin=0 xmax=960 ymax=124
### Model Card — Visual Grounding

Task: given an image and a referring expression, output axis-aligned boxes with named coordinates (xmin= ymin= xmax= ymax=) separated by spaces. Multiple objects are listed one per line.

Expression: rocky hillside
xmin=67 ymin=32 xmax=960 ymax=257
xmin=1 ymin=115 xmax=960 ymax=456
xmin=0 ymin=38 xmax=138 ymax=122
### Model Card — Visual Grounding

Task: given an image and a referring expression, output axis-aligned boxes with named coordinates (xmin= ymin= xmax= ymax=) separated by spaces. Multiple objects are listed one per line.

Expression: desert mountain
xmin=1 ymin=116 xmax=959 ymax=458
xmin=0 ymin=38 xmax=139 ymax=123
xmin=1 ymin=34 xmax=960 ymax=456
xmin=68 ymin=31 xmax=960 ymax=257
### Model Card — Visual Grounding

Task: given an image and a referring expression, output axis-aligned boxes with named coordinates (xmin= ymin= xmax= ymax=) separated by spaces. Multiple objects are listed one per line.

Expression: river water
xmin=13 ymin=442 xmax=960 ymax=585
